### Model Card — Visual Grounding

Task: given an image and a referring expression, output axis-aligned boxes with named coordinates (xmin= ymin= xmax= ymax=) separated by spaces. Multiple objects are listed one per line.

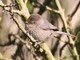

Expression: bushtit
xmin=25 ymin=14 xmax=73 ymax=41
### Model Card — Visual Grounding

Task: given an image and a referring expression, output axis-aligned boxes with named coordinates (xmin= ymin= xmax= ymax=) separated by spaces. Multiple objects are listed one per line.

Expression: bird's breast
xmin=26 ymin=25 xmax=53 ymax=41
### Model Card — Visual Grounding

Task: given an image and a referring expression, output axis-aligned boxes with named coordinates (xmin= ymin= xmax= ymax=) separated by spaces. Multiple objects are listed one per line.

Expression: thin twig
xmin=70 ymin=1 xmax=80 ymax=18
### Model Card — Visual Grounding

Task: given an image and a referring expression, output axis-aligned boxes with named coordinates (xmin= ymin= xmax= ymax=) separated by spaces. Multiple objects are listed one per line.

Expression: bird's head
xmin=28 ymin=14 xmax=44 ymax=25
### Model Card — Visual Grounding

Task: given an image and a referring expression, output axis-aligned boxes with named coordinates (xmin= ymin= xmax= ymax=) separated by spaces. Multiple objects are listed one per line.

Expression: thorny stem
xmin=55 ymin=0 xmax=79 ymax=60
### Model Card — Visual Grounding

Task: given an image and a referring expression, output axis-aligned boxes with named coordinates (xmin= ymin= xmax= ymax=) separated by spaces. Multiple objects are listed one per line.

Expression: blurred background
xmin=0 ymin=0 xmax=80 ymax=60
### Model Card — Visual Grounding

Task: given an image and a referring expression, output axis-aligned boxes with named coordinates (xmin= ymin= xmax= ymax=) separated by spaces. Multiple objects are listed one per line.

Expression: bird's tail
xmin=55 ymin=31 xmax=75 ymax=37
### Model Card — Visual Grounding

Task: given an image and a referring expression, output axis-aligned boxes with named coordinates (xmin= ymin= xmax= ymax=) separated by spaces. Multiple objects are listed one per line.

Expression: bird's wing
xmin=39 ymin=20 xmax=75 ymax=37
xmin=40 ymin=20 xmax=58 ymax=31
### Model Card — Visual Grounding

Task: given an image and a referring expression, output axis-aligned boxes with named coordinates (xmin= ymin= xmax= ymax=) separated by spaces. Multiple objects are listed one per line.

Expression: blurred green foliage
xmin=27 ymin=0 xmax=33 ymax=13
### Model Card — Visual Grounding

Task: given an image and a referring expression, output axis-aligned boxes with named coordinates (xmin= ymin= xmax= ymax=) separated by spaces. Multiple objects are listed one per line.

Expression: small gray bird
xmin=25 ymin=14 xmax=73 ymax=41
